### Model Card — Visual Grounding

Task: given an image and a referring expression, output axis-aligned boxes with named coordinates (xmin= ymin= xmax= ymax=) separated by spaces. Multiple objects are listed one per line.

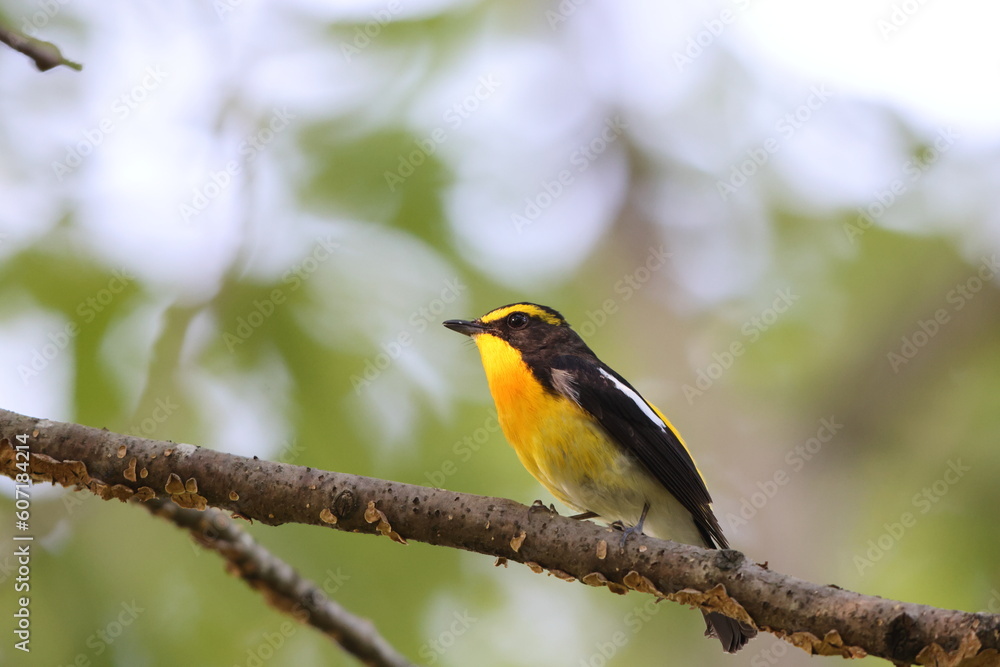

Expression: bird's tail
xmin=703 ymin=611 xmax=757 ymax=653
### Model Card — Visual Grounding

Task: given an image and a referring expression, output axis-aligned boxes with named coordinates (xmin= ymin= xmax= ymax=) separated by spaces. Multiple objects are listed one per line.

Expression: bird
xmin=443 ymin=302 xmax=756 ymax=652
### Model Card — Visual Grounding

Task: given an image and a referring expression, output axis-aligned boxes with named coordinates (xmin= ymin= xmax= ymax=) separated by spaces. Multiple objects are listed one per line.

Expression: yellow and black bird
xmin=444 ymin=302 xmax=755 ymax=653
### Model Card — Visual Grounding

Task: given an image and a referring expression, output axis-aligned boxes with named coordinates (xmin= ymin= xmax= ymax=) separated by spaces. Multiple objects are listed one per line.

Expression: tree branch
xmin=141 ymin=497 xmax=415 ymax=667
xmin=1 ymin=407 xmax=997 ymax=665
xmin=0 ymin=22 xmax=82 ymax=71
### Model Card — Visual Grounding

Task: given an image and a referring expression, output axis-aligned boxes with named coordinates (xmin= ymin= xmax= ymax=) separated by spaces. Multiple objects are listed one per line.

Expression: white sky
xmin=740 ymin=0 xmax=1000 ymax=140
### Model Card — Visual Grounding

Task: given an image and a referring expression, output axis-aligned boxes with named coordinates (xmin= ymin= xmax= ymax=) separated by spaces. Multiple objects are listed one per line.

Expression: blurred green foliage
xmin=2 ymin=2 xmax=999 ymax=666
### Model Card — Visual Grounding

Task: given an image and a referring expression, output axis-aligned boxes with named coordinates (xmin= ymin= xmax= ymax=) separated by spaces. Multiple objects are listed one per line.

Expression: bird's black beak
xmin=443 ymin=319 xmax=485 ymax=336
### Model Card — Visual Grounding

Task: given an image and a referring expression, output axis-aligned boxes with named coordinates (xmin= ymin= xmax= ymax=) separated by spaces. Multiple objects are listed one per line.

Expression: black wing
xmin=549 ymin=355 xmax=728 ymax=548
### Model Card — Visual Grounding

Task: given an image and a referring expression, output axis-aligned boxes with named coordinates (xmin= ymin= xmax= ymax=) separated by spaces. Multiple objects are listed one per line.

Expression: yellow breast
xmin=472 ymin=333 xmax=620 ymax=508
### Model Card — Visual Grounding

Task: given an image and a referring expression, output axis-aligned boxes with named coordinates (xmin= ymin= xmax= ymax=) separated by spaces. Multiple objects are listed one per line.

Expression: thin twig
xmin=142 ymin=497 xmax=415 ymax=667
xmin=0 ymin=23 xmax=82 ymax=71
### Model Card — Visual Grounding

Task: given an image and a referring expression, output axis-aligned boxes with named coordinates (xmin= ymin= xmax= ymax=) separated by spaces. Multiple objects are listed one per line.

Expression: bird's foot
xmin=613 ymin=502 xmax=651 ymax=548
xmin=611 ymin=521 xmax=645 ymax=547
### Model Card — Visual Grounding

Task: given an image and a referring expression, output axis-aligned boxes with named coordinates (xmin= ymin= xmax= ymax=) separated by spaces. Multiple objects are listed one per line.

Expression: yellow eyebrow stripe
xmin=480 ymin=304 xmax=565 ymax=326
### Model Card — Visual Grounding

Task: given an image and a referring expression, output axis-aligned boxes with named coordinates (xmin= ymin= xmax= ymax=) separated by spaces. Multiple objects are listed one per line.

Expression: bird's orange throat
xmin=470 ymin=333 xmax=555 ymax=469
xmin=472 ymin=333 xmax=545 ymax=419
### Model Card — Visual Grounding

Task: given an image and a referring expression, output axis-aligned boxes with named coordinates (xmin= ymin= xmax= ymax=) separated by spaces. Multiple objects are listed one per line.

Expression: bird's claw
xmin=612 ymin=503 xmax=650 ymax=548
xmin=616 ymin=522 xmax=644 ymax=548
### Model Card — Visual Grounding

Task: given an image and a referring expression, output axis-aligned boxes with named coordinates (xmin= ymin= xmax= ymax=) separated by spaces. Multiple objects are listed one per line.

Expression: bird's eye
xmin=507 ymin=312 xmax=529 ymax=329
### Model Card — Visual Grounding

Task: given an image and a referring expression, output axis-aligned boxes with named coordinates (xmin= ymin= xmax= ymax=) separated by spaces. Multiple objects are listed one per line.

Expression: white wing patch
xmin=598 ymin=367 xmax=666 ymax=432
xmin=550 ymin=368 xmax=580 ymax=405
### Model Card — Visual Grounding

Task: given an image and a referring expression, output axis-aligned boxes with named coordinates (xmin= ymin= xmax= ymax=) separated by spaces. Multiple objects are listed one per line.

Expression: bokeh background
xmin=2 ymin=0 xmax=999 ymax=665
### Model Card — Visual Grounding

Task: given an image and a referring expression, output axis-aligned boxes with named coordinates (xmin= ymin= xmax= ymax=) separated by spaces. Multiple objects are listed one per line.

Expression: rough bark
xmin=1 ymin=408 xmax=997 ymax=666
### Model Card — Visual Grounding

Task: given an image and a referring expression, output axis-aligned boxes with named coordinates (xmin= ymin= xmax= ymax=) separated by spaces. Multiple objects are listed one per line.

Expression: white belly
xmin=561 ymin=453 xmax=709 ymax=548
